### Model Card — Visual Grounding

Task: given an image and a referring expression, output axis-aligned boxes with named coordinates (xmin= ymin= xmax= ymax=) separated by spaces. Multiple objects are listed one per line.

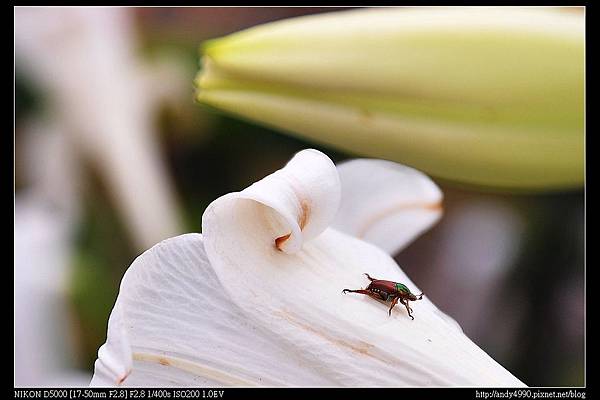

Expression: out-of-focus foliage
xmin=15 ymin=73 xmax=43 ymax=125
xmin=70 ymin=167 xmax=136 ymax=369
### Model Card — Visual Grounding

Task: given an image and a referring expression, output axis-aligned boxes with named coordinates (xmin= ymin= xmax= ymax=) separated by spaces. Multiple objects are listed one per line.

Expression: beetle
xmin=342 ymin=273 xmax=423 ymax=320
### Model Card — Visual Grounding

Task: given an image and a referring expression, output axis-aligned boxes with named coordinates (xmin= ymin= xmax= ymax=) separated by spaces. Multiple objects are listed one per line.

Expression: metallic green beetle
xmin=342 ymin=273 xmax=424 ymax=320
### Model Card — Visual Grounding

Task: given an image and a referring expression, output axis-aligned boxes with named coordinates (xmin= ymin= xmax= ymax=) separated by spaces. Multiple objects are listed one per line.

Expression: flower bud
xmin=196 ymin=7 xmax=584 ymax=190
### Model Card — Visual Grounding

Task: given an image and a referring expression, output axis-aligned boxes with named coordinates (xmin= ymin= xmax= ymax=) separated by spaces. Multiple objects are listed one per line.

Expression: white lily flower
xmin=91 ymin=149 xmax=524 ymax=387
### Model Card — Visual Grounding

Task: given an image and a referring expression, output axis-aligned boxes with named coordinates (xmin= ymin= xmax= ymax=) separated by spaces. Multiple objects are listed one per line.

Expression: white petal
xmin=91 ymin=234 xmax=331 ymax=386
xmin=333 ymin=159 xmax=443 ymax=255
xmin=202 ymin=150 xmax=523 ymax=386
xmin=94 ymin=149 xmax=523 ymax=386
xmin=90 ymin=304 xmax=132 ymax=386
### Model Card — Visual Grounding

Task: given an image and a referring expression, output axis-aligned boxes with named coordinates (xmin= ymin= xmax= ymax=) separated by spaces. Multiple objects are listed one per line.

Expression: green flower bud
xmin=195 ymin=8 xmax=584 ymax=191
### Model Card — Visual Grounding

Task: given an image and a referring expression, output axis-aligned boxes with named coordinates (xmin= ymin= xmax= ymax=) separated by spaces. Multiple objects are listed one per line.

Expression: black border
xmin=12 ymin=3 xmax=591 ymax=397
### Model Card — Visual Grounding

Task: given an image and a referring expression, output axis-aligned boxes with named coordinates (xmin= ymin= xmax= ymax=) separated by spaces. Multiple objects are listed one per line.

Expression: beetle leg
xmin=343 ymin=289 xmax=386 ymax=303
xmin=364 ymin=273 xmax=376 ymax=281
xmin=400 ymin=298 xmax=415 ymax=320
xmin=342 ymin=289 xmax=371 ymax=296
xmin=388 ymin=296 xmax=399 ymax=316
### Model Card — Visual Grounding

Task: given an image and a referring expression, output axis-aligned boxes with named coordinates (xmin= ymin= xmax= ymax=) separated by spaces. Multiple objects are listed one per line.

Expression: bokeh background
xmin=14 ymin=7 xmax=584 ymax=387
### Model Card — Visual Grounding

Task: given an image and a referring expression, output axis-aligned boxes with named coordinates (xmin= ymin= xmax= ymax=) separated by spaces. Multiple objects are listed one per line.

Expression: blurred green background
xmin=14 ymin=7 xmax=583 ymax=387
